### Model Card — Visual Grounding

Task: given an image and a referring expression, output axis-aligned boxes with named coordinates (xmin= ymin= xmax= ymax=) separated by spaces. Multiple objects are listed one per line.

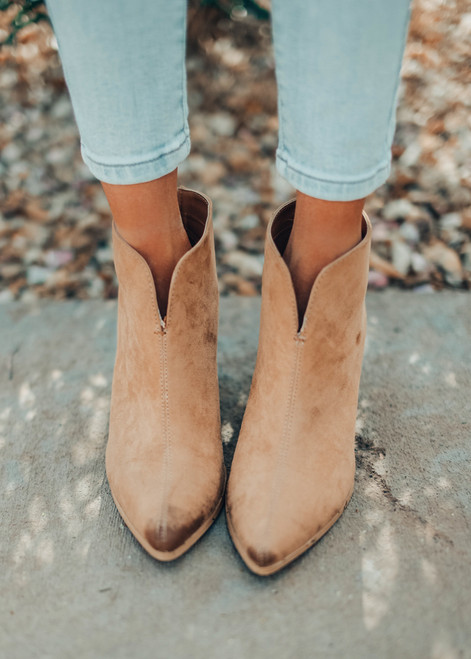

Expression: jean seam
xmin=271 ymin=0 xmax=286 ymax=162
xmin=382 ymin=0 xmax=413 ymax=158
xmin=80 ymin=130 xmax=190 ymax=169
xmin=180 ymin=3 xmax=189 ymax=147
xmin=277 ymin=150 xmax=390 ymax=186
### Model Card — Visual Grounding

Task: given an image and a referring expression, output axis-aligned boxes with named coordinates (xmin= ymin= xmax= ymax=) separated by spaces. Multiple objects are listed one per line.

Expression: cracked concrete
xmin=0 ymin=290 xmax=470 ymax=658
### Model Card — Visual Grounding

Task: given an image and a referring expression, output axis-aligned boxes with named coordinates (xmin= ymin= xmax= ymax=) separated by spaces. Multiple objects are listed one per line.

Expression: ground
xmin=0 ymin=291 xmax=470 ymax=658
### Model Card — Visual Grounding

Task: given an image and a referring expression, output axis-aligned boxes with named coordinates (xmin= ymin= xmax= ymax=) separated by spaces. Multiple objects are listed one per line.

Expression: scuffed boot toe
xmin=109 ymin=457 xmax=226 ymax=561
xmin=144 ymin=510 xmax=215 ymax=559
xmin=144 ymin=484 xmax=225 ymax=559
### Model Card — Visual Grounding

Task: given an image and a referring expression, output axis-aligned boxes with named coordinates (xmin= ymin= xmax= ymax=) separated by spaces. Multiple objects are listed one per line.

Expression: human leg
xmin=274 ymin=0 xmax=412 ymax=318
xmin=227 ymin=0 xmax=413 ymax=574
xmin=272 ymin=0 xmax=413 ymax=203
xmin=45 ymin=0 xmax=191 ymax=315
xmin=45 ymin=0 xmax=225 ymax=559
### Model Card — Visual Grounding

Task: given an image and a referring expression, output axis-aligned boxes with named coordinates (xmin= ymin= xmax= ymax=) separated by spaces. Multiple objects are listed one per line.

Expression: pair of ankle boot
xmin=107 ymin=186 xmax=372 ymax=575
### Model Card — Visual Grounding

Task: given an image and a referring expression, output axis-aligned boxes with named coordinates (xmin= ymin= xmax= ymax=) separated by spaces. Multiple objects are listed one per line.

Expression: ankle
xmin=283 ymin=192 xmax=365 ymax=321
xmin=102 ymin=170 xmax=191 ymax=317
xmin=124 ymin=216 xmax=191 ymax=318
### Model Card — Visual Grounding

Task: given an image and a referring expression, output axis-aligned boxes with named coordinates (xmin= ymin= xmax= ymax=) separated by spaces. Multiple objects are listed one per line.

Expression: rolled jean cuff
xmin=276 ymin=148 xmax=392 ymax=202
xmin=80 ymin=129 xmax=191 ymax=185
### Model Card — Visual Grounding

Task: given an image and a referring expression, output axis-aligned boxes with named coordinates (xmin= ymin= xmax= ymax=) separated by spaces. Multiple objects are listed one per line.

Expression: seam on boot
xmin=261 ymin=337 xmax=304 ymax=559
xmin=158 ymin=329 xmax=172 ymax=542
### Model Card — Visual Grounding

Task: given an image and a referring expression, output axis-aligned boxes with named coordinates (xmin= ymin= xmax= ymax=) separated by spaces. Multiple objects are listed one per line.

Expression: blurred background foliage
xmin=0 ymin=0 xmax=270 ymax=47
xmin=0 ymin=0 xmax=48 ymax=45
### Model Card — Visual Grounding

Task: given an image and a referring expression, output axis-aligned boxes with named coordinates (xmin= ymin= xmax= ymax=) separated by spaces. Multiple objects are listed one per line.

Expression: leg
xmin=227 ymin=0 xmax=413 ymax=575
xmin=272 ymin=0 xmax=412 ymax=318
xmin=45 ymin=0 xmax=225 ymax=559
xmin=45 ymin=0 xmax=191 ymax=316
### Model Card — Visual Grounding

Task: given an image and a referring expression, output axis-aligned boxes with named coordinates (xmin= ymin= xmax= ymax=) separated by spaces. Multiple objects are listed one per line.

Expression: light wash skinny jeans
xmin=45 ymin=0 xmax=412 ymax=201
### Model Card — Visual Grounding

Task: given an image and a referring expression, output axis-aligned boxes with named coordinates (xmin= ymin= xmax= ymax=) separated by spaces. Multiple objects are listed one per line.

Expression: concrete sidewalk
xmin=1 ymin=291 xmax=470 ymax=659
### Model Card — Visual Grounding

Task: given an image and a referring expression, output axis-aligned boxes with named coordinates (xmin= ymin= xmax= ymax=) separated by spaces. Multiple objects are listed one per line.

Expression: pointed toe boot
xmin=226 ymin=198 xmax=371 ymax=575
xmin=106 ymin=187 xmax=225 ymax=561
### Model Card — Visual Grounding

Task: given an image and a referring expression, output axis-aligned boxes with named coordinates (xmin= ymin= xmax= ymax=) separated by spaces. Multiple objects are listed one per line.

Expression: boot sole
xmin=110 ymin=466 xmax=226 ymax=562
xmin=226 ymin=482 xmax=354 ymax=576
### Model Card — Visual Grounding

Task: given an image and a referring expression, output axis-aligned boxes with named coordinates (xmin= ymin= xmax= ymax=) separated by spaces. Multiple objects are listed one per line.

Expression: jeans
xmin=45 ymin=0 xmax=412 ymax=201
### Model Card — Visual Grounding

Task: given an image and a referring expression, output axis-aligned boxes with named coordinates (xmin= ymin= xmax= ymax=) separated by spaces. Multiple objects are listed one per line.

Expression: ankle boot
xmin=226 ymin=198 xmax=372 ymax=575
xmin=106 ymin=186 xmax=225 ymax=561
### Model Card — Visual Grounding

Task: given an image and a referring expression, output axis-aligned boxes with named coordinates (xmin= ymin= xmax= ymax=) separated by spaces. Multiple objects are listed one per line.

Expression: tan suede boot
xmin=106 ymin=186 xmax=225 ymax=561
xmin=226 ymin=198 xmax=371 ymax=575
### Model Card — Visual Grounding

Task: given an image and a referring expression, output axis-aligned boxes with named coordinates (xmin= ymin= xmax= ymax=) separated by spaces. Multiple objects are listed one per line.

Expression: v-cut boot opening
xmin=112 ymin=188 xmax=212 ymax=329
xmin=270 ymin=199 xmax=369 ymax=332
xmin=270 ymin=199 xmax=369 ymax=258
xmin=270 ymin=200 xmax=306 ymax=331
xmin=157 ymin=188 xmax=211 ymax=324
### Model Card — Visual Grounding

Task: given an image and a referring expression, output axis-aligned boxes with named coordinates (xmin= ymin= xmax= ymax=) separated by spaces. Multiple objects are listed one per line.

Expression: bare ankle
xmin=283 ymin=192 xmax=365 ymax=321
xmin=102 ymin=169 xmax=190 ymax=317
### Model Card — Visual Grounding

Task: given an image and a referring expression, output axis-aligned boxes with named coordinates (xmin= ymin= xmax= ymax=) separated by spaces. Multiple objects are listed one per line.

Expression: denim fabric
xmin=271 ymin=0 xmax=412 ymax=200
xmin=45 ymin=0 xmax=412 ymax=200
xmin=45 ymin=0 xmax=190 ymax=185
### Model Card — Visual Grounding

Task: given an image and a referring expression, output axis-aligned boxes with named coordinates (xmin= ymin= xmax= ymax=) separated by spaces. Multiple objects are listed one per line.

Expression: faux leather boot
xmin=226 ymin=198 xmax=371 ymax=575
xmin=106 ymin=186 xmax=225 ymax=561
